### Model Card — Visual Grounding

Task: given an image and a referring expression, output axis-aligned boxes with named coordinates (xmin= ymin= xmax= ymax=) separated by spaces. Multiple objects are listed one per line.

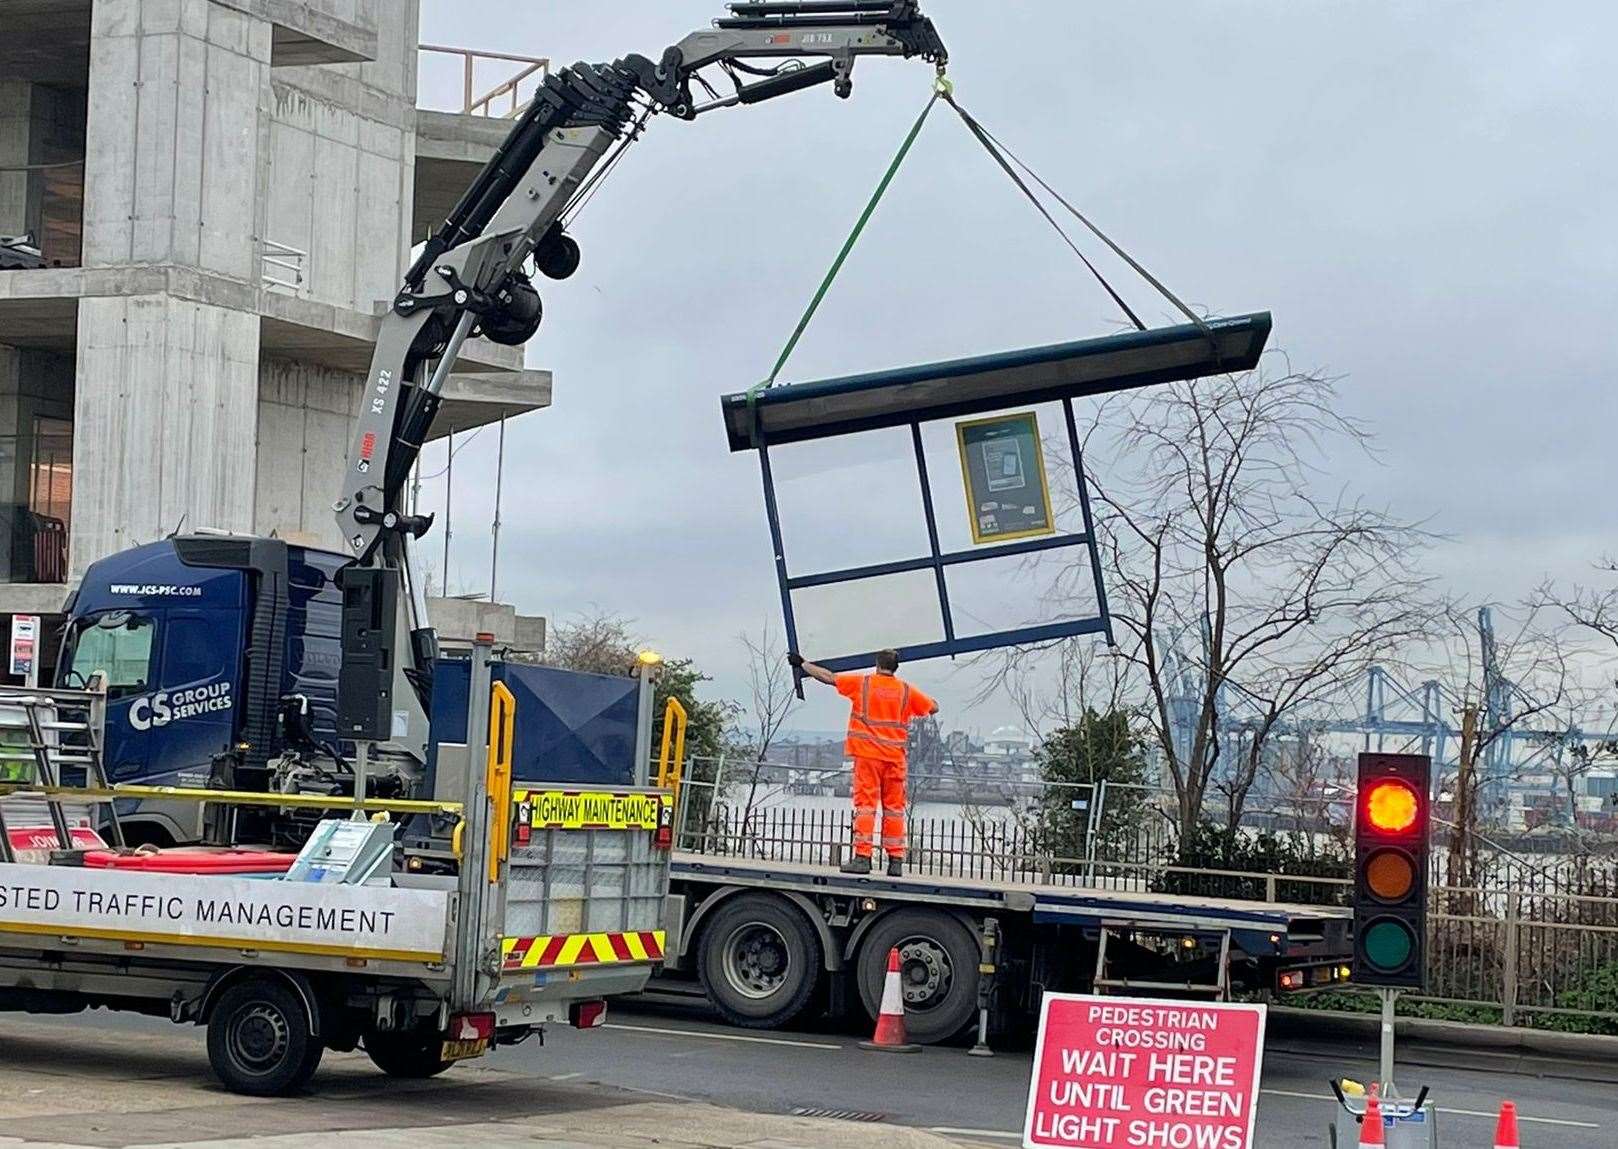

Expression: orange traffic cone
xmin=860 ymin=947 xmax=919 ymax=1053
xmin=1494 ymin=1100 xmax=1520 ymax=1149
xmin=1358 ymin=1085 xmax=1385 ymax=1148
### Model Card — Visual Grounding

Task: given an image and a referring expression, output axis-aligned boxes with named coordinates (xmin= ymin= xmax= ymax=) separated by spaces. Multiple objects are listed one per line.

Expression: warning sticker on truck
xmin=518 ymin=790 xmax=671 ymax=831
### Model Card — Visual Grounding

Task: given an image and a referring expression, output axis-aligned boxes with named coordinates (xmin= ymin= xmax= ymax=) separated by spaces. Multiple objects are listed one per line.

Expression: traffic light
xmin=1352 ymin=752 xmax=1431 ymax=989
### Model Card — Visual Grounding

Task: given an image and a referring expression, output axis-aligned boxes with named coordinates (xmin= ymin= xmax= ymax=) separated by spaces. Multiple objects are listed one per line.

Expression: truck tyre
xmin=855 ymin=909 xmax=978 ymax=1045
xmin=699 ymin=893 xmax=822 ymax=1029
xmin=206 ymin=979 xmax=321 ymax=1096
xmin=364 ymin=1029 xmax=455 ymax=1079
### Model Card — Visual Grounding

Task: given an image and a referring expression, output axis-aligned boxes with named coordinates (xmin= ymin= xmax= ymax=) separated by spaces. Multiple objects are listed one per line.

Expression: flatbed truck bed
xmin=661 ymin=850 xmax=1352 ymax=1045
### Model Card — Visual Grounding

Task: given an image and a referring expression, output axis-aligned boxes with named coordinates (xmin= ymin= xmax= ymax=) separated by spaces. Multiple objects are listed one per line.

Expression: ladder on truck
xmin=1091 ymin=921 xmax=1233 ymax=1001
xmin=0 ymin=686 xmax=124 ymax=862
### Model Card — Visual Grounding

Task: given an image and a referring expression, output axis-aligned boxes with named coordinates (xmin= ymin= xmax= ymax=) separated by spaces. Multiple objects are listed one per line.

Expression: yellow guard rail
xmin=655 ymin=697 xmax=688 ymax=805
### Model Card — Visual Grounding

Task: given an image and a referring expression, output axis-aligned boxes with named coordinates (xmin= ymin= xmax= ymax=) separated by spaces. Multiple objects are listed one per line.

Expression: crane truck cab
xmin=57 ymin=534 xmax=350 ymax=846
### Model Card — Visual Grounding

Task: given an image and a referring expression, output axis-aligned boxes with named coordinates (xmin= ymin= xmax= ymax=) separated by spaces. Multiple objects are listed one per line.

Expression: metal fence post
xmin=1265 ymin=874 xmax=1277 ymax=903
xmin=1502 ymin=891 xmax=1520 ymax=1027
xmin=1084 ymin=781 xmax=1106 ymax=883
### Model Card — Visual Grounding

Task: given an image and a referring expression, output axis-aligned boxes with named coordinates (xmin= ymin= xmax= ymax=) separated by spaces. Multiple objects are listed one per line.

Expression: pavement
xmin=0 ymin=1012 xmax=954 ymax=1149
xmin=0 ymin=996 xmax=1612 ymax=1148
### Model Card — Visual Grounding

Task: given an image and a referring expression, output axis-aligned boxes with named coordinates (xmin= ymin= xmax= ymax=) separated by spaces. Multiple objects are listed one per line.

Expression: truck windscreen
xmin=64 ymin=613 xmax=154 ymax=698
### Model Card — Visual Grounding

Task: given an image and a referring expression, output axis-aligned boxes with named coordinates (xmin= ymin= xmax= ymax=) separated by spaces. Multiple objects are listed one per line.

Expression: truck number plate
xmin=440 ymin=1037 xmax=489 ymax=1062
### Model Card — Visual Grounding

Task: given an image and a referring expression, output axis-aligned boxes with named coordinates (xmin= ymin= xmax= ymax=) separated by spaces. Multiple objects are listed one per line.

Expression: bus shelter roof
xmin=722 ymin=311 xmax=1271 ymax=452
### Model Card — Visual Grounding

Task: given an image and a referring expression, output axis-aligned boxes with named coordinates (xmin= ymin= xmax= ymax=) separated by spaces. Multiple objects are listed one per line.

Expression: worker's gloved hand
xmin=786 ymin=652 xmax=805 ymax=669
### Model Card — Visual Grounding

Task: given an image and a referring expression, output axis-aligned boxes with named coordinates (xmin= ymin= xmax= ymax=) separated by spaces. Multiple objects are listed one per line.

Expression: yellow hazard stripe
xmin=501 ymin=930 xmax=666 ymax=969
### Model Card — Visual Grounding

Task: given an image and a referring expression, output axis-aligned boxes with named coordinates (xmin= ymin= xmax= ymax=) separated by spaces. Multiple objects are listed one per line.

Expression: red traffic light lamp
xmin=1363 ymin=778 xmax=1421 ymax=834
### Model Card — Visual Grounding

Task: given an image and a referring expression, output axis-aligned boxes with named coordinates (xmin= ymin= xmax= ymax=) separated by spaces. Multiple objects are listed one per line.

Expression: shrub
xmin=1151 ymin=821 xmax=1351 ymax=905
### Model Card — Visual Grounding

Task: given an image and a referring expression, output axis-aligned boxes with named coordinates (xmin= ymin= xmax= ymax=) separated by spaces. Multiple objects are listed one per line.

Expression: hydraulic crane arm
xmin=331 ymin=2 xmax=945 ymax=734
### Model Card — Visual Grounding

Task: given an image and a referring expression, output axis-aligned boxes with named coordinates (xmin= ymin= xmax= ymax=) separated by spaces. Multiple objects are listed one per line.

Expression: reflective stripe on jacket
xmin=840 ymin=673 xmax=919 ymax=765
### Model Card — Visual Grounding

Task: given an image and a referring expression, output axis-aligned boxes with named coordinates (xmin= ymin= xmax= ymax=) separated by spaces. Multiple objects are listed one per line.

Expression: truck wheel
xmin=364 ymin=1030 xmax=455 ymax=1079
xmin=699 ymin=893 xmax=822 ymax=1029
xmin=856 ymin=909 xmax=978 ymax=1045
xmin=206 ymin=979 xmax=320 ymax=1096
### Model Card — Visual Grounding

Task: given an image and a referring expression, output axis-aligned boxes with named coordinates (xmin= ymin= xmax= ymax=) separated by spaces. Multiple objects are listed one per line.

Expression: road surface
xmin=1 ymin=998 xmax=1609 ymax=1148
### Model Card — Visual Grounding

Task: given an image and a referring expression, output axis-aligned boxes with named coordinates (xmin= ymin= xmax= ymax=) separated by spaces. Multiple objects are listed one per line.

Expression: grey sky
xmin=413 ymin=2 xmax=1618 ymax=737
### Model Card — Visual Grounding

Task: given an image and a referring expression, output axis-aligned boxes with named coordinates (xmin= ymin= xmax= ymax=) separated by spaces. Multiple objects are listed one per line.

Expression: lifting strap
xmin=749 ymin=77 xmax=1219 ymax=412
xmin=942 ymin=94 xmax=1214 ymax=343
xmin=943 ymin=96 xmax=1146 ymax=333
xmin=750 ymin=79 xmax=948 ymax=405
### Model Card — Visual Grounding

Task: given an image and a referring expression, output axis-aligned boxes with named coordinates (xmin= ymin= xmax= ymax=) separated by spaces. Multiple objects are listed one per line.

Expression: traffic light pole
xmin=1378 ymin=986 xmax=1398 ymax=1092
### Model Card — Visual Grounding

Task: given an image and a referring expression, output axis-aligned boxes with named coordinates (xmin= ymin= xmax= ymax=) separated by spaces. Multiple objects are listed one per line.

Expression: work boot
xmin=840 ymin=855 xmax=872 ymax=875
xmin=887 ymin=857 xmax=904 ymax=878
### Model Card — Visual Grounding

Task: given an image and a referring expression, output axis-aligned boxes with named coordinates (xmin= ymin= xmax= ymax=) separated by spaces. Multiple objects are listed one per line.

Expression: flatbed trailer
xmin=661 ymin=852 xmax=1352 ymax=1045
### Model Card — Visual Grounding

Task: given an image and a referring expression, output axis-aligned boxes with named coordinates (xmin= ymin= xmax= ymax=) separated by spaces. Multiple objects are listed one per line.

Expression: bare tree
xmin=1261 ymin=729 xmax=1354 ymax=852
xmin=733 ymin=623 xmax=802 ymax=828
xmin=545 ymin=608 xmax=642 ymax=675
xmin=1525 ymin=565 xmax=1618 ymax=838
xmin=735 ymin=622 xmax=800 ymax=763
xmin=1075 ymin=364 xmax=1438 ymax=838
xmin=1545 ymin=557 xmax=1618 ymax=659
xmin=975 ymin=635 xmax=1135 ymax=736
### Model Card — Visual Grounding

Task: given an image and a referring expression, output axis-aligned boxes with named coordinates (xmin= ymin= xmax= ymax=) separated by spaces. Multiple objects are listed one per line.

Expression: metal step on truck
xmin=0 ymin=635 xmax=673 ymax=1095
xmin=655 ymin=774 xmax=1355 ymax=1047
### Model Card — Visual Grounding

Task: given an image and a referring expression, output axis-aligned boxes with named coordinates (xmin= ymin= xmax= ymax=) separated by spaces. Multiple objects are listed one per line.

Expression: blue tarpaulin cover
xmin=426 ymin=659 xmax=641 ymax=788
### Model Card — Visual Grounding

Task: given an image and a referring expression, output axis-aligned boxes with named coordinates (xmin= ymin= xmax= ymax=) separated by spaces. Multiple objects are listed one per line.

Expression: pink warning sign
xmin=1022 ymin=994 xmax=1266 ymax=1149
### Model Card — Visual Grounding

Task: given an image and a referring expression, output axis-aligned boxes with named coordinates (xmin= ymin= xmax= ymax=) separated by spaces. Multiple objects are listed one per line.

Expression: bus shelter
xmin=721 ymin=311 xmax=1272 ymax=676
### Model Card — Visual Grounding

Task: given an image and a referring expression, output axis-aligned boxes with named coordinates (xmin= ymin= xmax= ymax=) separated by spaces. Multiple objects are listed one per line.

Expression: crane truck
xmin=0 ymin=1 xmax=953 ymax=1092
xmin=3 ymin=0 xmax=1353 ymax=1058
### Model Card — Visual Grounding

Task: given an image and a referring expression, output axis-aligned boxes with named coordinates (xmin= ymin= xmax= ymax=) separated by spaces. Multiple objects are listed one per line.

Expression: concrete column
xmin=0 ymin=81 xmax=32 ymax=240
xmin=0 ymin=345 xmax=19 ymax=581
xmin=254 ymin=355 xmax=359 ymax=550
xmin=71 ymin=294 xmax=259 ymax=574
xmin=81 ymin=0 xmax=271 ymax=277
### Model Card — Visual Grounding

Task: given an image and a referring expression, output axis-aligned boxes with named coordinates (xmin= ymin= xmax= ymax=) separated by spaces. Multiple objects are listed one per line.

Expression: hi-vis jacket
xmin=835 ymin=672 xmax=935 ymax=765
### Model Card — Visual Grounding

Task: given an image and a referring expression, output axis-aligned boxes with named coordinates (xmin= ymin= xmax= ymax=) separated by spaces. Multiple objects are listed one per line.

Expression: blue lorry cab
xmin=58 ymin=536 xmax=348 ymax=843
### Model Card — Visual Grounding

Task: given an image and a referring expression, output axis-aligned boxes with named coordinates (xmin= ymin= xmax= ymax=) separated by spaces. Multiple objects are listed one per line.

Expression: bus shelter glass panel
xmin=768 ymin=426 xmax=930 ymax=575
xmin=944 ymin=551 xmax=1102 ymax=640
xmin=791 ymin=568 xmax=945 ymax=659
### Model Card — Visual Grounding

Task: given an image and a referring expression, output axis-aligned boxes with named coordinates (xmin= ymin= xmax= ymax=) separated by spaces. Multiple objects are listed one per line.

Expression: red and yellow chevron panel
xmin=501 ymin=929 xmax=666 ymax=971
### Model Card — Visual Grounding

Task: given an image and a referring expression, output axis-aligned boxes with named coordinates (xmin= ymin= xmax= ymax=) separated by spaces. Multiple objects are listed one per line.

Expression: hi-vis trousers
xmin=852 ymin=756 xmax=906 ymax=860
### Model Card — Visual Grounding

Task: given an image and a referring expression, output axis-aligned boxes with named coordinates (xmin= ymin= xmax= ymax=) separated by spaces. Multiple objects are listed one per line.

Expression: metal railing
xmin=668 ymin=757 xmax=1618 ymax=1031
xmin=260 ymin=238 xmax=306 ymax=294
xmin=419 ymin=45 xmax=550 ymax=117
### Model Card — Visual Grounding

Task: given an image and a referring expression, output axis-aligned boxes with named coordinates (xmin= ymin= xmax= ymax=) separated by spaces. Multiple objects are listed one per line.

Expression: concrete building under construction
xmin=0 ymin=0 xmax=550 ymax=675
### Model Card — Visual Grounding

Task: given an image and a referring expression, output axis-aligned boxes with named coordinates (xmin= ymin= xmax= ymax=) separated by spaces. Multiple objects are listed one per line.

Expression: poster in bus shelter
xmin=956 ymin=411 xmax=1056 ymax=545
xmin=1023 ymin=993 xmax=1266 ymax=1149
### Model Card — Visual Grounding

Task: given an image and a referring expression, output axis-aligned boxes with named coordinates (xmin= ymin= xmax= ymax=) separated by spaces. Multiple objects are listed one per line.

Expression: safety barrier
xmin=418 ymin=45 xmax=550 ymax=117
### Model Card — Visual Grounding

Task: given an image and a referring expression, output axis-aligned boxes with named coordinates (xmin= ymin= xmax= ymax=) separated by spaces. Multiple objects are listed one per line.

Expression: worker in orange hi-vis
xmin=789 ymin=649 xmax=938 ymax=877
